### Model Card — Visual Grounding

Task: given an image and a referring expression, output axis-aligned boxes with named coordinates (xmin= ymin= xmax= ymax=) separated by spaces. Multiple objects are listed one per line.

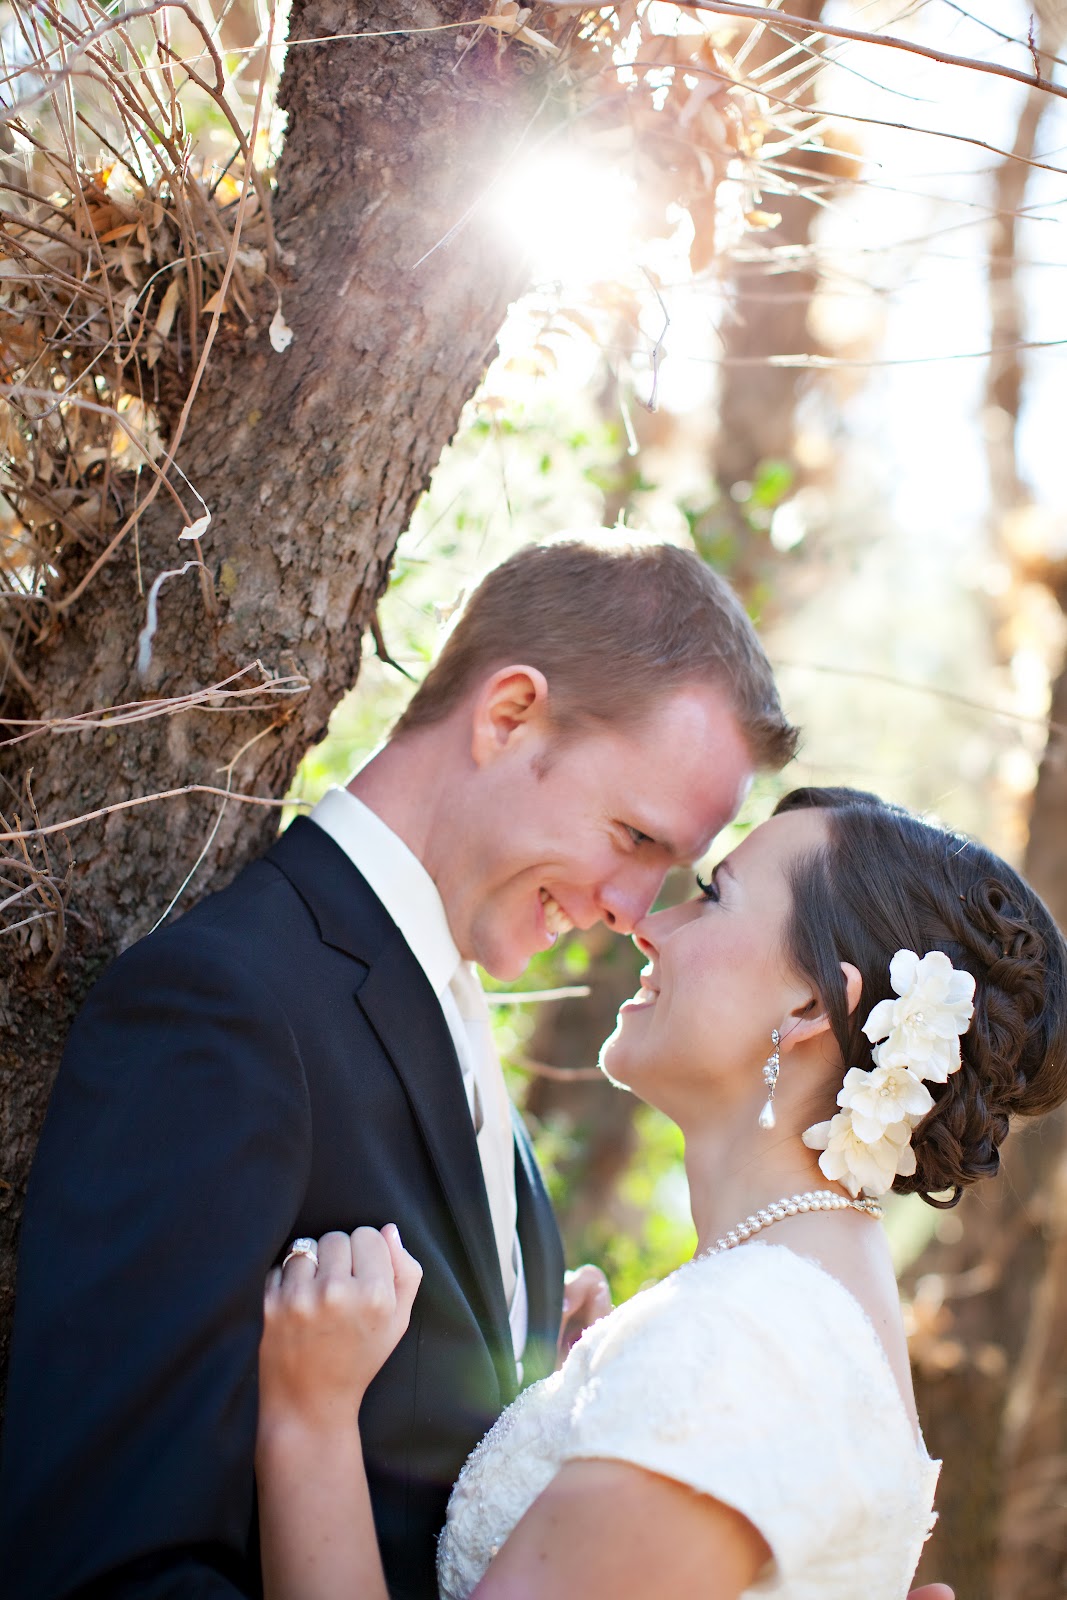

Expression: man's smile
xmin=539 ymin=888 xmax=575 ymax=938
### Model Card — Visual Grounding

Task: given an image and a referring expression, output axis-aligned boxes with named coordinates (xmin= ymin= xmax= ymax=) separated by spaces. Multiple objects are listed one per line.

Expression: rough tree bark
xmin=0 ymin=2 xmax=550 ymax=1397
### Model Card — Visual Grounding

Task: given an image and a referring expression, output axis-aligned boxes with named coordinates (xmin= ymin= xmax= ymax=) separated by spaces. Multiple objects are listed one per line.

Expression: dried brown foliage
xmin=0 ymin=0 xmax=288 ymax=953
xmin=0 ymin=3 xmax=802 ymax=722
xmin=1 ymin=0 xmax=276 ymax=678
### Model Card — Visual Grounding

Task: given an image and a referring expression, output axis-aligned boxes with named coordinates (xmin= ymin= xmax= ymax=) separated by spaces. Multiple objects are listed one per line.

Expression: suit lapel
xmin=513 ymin=1107 xmax=565 ymax=1386
xmin=268 ymin=821 xmax=514 ymax=1366
xmin=354 ymin=933 xmax=513 ymax=1364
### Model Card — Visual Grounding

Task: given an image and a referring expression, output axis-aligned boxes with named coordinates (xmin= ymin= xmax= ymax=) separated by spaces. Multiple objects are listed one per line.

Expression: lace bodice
xmin=437 ymin=1243 xmax=939 ymax=1599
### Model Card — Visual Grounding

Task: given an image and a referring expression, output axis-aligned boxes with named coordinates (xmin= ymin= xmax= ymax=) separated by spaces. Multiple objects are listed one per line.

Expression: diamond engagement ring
xmin=281 ymin=1237 xmax=319 ymax=1270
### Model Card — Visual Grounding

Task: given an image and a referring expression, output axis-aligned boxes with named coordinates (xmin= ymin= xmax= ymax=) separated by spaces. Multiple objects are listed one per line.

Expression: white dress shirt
xmin=310 ymin=787 xmax=528 ymax=1364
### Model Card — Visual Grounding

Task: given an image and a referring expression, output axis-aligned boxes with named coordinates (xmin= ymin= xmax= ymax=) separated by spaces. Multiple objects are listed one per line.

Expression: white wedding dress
xmin=438 ymin=1243 xmax=940 ymax=1600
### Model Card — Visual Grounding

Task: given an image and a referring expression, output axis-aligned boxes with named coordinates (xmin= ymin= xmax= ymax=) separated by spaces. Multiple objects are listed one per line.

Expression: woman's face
xmin=599 ymin=807 xmax=831 ymax=1123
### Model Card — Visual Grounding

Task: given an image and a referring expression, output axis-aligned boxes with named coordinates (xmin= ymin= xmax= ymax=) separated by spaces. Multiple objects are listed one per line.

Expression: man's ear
xmin=470 ymin=666 xmax=550 ymax=766
xmin=779 ymin=962 xmax=862 ymax=1053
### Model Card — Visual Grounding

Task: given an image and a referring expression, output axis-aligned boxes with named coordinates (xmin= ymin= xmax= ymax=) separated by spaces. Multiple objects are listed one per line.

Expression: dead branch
xmin=675 ymin=3 xmax=1067 ymax=102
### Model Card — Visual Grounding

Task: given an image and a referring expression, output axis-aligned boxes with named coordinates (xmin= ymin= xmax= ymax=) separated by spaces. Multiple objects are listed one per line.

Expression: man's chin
xmin=473 ymin=945 xmax=530 ymax=985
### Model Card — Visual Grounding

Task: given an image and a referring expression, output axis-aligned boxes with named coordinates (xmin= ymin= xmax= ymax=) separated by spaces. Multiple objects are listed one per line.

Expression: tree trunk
xmin=908 ymin=642 xmax=1067 ymax=1596
xmin=0 ymin=2 xmax=545 ymax=1399
xmin=908 ymin=33 xmax=1067 ymax=1589
xmin=993 ymin=610 xmax=1067 ymax=1600
xmin=703 ymin=0 xmax=828 ymax=548
xmin=522 ymin=926 xmax=645 ymax=1262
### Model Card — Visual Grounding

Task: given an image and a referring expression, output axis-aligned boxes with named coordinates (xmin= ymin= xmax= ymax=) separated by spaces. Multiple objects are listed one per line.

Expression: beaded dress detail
xmin=437 ymin=1243 xmax=939 ymax=1600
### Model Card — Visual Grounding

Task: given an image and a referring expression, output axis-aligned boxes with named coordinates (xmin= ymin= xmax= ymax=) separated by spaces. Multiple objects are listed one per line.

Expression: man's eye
xmin=696 ymin=872 xmax=720 ymax=903
xmin=624 ymin=825 xmax=654 ymax=847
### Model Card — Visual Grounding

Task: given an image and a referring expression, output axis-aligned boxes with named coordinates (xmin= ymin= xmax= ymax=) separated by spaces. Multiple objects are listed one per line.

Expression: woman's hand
xmin=258 ymin=1224 xmax=423 ymax=1435
xmin=256 ymin=1227 xmax=420 ymax=1600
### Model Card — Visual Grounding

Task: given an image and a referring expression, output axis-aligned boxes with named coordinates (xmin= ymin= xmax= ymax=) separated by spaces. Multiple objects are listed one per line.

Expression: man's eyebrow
xmin=631 ymin=820 xmax=726 ymax=867
xmin=624 ymin=815 xmax=679 ymax=856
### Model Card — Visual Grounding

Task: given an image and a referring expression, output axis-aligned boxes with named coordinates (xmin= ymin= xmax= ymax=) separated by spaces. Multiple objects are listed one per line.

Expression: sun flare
xmin=490 ymin=148 xmax=641 ymax=286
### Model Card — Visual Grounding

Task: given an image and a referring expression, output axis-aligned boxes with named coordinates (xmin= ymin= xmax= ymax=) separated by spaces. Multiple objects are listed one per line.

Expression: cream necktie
xmin=448 ymin=960 xmax=522 ymax=1329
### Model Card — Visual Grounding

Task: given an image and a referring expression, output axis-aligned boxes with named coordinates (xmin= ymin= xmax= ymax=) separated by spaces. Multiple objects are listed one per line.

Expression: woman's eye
xmin=696 ymin=872 xmax=720 ymax=902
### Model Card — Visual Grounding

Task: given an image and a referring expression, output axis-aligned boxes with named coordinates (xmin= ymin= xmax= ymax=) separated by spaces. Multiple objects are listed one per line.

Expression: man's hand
xmin=908 ymin=1585 xmax=954 ymax=1600
xmin=558 ymin=1264 xmax=612 ymax=1363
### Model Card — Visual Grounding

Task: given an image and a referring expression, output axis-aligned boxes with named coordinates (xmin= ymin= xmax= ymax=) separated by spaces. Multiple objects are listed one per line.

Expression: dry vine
xmin=0 ymin=0 xmax=277 ymax=691
xmin=0 ymin=0 xmax=287 ymax=948
xmin=0 ymin=770 xmax=72 ymax=969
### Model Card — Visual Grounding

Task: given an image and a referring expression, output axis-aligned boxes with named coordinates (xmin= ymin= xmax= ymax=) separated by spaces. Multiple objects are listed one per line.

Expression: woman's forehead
xmin=726 ymin=807 xmax=830 ymax=871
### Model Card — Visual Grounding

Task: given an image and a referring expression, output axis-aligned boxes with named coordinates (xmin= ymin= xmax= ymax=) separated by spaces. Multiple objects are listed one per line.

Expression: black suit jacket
xmin=0 ymin=817 xmax=564 ymax=1600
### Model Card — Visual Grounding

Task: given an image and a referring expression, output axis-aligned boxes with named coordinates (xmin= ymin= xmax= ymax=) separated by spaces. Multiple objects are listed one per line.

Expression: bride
xmin=254 ymin=785 xmax=1067 ymax=1600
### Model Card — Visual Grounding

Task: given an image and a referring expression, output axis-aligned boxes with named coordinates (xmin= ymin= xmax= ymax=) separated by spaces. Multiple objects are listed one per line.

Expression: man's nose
xmin=597 ymin=868 xmax=664 ymax=936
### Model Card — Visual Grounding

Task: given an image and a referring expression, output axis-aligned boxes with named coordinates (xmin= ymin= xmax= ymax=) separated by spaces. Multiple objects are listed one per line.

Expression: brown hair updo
xmin=774 ymin=786 xmax=1067 ymax=1208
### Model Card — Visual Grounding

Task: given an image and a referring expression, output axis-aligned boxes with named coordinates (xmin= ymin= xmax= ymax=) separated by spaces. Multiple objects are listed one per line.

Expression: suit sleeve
xmin=0 ymin=925 xmax=312 ymax=1600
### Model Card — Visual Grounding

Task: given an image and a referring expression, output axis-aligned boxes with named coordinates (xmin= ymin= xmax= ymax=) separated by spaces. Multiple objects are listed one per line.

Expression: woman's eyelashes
xmin=696 ymin=870 xmax=721 ymax=903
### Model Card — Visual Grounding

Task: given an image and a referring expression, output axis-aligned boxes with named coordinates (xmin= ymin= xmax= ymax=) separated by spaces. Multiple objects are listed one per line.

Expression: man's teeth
xmin=540 ymin=889 xmax=574 ymax=936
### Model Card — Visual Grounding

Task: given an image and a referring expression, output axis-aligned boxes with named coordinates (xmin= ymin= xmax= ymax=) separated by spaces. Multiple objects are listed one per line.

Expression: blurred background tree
xmin=3 ymin=2 xmax=1067 ymax=1591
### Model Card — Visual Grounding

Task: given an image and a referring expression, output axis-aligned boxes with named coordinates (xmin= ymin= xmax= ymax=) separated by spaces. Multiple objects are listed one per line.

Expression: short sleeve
xmin=557 ymin=1246 xmax=936 ymax=1596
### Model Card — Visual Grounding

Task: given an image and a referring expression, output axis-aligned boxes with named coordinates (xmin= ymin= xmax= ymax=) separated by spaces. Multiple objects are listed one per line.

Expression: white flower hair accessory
xmin=803 ymin=949 xmax=976 ymax=1198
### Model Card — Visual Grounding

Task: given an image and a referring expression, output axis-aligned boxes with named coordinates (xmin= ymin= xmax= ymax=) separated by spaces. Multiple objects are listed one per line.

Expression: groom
xmin=1 ymin=541 xmax=945 ymax=1600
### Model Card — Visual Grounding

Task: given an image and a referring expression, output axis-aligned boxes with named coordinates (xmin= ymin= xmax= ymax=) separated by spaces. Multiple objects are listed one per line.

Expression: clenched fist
xmin=258 ymin=1225 xmax=423 ymax=1436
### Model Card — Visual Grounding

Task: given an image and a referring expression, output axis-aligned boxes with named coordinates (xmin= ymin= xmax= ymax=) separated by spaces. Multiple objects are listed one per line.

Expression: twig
xmin=0 ymin=666 xmax=310 ymax=748
xmin=638 ymin=267 xmax=670 ymax=413
xmin=0 ymin=785 xmax=309 ymax=845
xmin=145 ymin=716 xmax=278 ymax=932
xmin=775 ymin=659 xmax=1065 ymax=738
xmin=369 ymin=613 xmax=416 ymax=681
xmin=675 ymin=2 xmax=1067 ymax=102
xmin=511 ymin=1056 xmax=605 ymax=1083
xmin=486 ymin=986 xmax=593 ymax=1005
xmin=1027 ymin=16 xmax=1042 ymax=84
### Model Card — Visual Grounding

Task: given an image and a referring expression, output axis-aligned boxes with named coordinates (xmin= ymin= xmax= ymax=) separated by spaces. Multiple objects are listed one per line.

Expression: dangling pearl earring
xmin=758 ymin=1029 xmax=781 ymax=1130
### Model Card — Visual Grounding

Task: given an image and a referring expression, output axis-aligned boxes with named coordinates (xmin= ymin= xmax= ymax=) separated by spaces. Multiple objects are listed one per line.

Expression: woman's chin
xmin=597 ymin=1035 xmax=635 ymax=1092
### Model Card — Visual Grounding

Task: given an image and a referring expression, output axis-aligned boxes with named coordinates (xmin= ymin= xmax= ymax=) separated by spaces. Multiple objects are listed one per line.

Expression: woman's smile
xmin=619 ymin=965 xmax=661 ymax=1014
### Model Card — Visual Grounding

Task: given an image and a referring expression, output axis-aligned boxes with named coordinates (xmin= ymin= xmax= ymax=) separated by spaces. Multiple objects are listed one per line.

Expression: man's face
xmin=434 ymin=682 xmax=755 ymax=981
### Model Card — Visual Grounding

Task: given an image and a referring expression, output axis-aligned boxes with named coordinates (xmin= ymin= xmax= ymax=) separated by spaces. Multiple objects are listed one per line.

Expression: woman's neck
xmin=682 ymin=1101 xmax=847 ymax=1256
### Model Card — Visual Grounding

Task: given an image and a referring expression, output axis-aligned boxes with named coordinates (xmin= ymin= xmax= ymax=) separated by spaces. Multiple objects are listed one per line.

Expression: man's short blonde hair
xmin=394 ymin=540 xmax=798 ymax=770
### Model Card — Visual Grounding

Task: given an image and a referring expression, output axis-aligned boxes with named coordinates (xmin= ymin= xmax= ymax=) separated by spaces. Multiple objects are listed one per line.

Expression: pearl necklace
xmin=702 ymin=1188 xmax=884 ymax=1256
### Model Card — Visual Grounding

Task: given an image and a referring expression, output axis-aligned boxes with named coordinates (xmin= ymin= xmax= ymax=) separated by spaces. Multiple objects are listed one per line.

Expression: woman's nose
xmin=634 ymin=895 xmax=701 ymax=954
xmin=632 ymin=900 xmax=679 ymax=956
